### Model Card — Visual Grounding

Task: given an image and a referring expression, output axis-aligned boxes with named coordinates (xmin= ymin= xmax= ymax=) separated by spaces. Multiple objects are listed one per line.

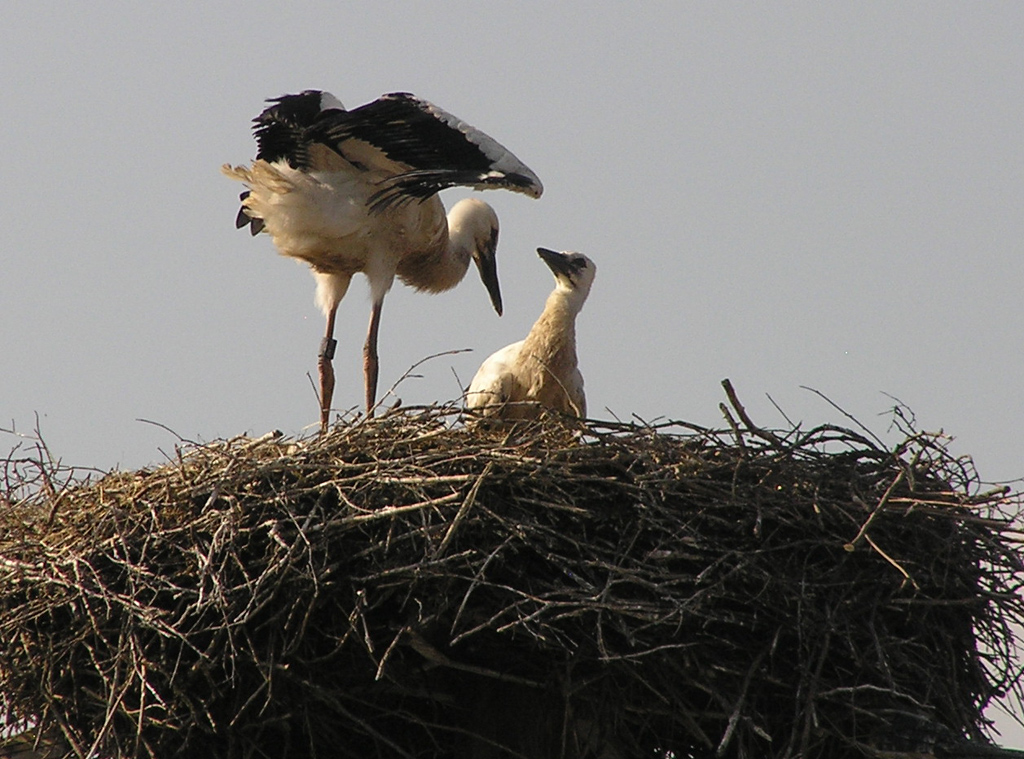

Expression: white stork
xmin=466 ymin=248 xmax=596 ymax=421
xmin=222 ymin=90 xmax=543 ymax=432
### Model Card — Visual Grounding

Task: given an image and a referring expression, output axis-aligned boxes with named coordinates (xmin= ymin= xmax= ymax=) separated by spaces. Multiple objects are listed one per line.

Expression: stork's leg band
xmin=319 ymin=338 xmax=337 ymax=360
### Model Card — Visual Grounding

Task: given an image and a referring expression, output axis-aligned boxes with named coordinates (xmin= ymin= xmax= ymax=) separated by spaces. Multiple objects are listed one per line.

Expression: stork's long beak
xmin=537 ymin=247 xmax=573 ymax=278
xmin=474 ymin=228 xmax=503 ymax=316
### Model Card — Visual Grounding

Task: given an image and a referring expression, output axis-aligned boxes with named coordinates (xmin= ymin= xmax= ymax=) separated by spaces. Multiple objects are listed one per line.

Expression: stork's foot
xmin=318 ymin=337 xmax=337 ymax=434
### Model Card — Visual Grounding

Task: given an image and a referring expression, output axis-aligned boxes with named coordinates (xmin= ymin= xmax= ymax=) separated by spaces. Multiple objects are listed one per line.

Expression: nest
xmin=1 ymin=385 xmax=1022 ymax=759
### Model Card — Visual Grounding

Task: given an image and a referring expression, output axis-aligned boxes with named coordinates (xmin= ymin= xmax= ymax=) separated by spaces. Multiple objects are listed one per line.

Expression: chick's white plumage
xmin=467 ymin=248 xmax=596 ymax=420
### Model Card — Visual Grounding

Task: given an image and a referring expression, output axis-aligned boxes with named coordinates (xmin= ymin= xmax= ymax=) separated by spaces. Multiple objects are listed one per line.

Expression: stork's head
xmin=537 ymin=248 xmax=596 ymax=304
xmin=449 ymin=197 xmax=503 ymax=316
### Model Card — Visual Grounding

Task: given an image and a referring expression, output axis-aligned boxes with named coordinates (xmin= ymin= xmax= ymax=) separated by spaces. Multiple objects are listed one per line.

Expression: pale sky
xmin=2 ymin=2 xmax=1022 ymax=746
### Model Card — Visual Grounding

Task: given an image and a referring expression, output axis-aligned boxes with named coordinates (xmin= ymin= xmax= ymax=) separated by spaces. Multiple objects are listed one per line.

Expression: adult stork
xmin=222 ymin=90 xmax=543 ymax=432
xmin=466 ymin=248 xmax=596 ymax=421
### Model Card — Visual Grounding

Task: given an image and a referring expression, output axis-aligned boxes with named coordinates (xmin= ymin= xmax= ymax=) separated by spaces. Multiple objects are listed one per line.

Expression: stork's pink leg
xmin=363 ymin=299 xmax=383 ymax=416
xmin=318 ymin=307 xmax=338 ymax=434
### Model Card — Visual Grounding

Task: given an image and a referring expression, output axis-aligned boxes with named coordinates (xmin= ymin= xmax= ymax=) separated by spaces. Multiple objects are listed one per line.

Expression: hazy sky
xmin=2 ymin=2 xmax=1022 ymax=745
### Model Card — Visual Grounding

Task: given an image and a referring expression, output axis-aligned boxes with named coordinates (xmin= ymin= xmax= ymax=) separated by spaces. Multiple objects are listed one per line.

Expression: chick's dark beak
xmin=537 ymin=247 xmax=573 ymax=278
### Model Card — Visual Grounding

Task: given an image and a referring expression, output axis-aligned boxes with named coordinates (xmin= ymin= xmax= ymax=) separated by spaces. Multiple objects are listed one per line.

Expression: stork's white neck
xmin=515 ymin=287 xmax=581 ymax=391
xmin=549 ymin=282 xmax=590 ymax=319
xmin=428 ymin=197 xmax=497 ymax=291
xmin=414 ymin=211 xmax=475 ymax=293
xmin=394 ymin=198 xmax=496 ymax=295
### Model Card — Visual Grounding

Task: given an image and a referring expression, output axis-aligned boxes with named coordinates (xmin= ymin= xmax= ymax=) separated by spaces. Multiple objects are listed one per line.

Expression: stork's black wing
xmin=253 ymin=90 xmax=345 ymax=170
xmin=309 ymin=93 xmax=543 ymax=210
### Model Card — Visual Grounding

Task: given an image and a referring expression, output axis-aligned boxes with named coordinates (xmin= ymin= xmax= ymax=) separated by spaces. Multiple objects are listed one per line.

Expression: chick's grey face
xmin=562 ymin=254 xmax=590 ymax=287
xmin=537 ymin=248 xmax=591 ymax=289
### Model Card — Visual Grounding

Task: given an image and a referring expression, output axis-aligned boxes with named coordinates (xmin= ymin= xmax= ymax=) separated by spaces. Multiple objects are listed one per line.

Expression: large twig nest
xmin=1 ymin=388 xmax=1022 ymax=758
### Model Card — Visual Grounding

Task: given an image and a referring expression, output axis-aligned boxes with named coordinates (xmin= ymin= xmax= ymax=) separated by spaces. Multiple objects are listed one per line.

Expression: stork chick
xmin=467 ymin=248 xmax=596 ymax=420
xmin=222 ymin=90 xmax=543 ymax=432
